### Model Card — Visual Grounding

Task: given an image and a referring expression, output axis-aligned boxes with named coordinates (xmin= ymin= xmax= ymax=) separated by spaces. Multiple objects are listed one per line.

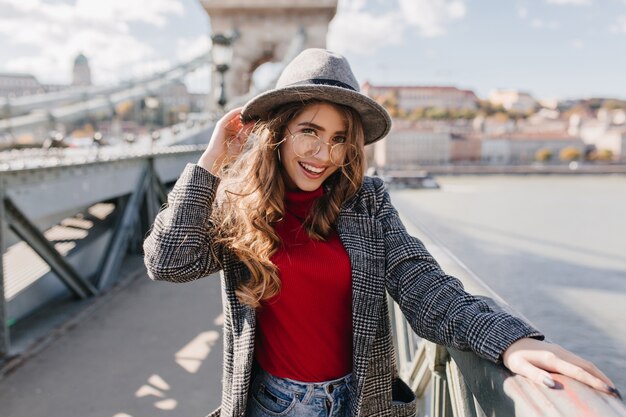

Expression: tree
xmin=424 ymin=107 xmax=449 ymax=120
xmin=477 ymin=100 xmax=506 ymax=116
xmin=559 ymin=147 xmax=582 ymax=161
xmin=380 ymin=93 xmax=400 ymax=117
xmin=492 ymin=112 xmax=510 ymax=122
xmin=457 ymin=108 xmax=477 ymax=120
xmin=587 ymin=99 xmax=603 ymax=111
xmin=589 ymin=149 xmax=614 ymax=161
xmin=408 ymin=107 xmax=426 ymax=121
xmin=602 ymin=99 xmax=626 ymax=111
xmin=562 ymin=104 xmax=590 ymax=119
xmin=535 ymin=148 xmax=553 ymax=162
xmin=115 ymin=100 xmax=136 ymax=120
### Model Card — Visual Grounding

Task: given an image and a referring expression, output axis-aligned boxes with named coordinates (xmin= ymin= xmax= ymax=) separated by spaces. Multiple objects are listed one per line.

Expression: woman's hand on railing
xmin=502 ymin=337 xmax=621 ymax=399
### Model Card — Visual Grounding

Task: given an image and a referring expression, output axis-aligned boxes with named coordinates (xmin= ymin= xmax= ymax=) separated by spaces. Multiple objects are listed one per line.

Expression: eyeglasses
xmin=286 ymin=130 xmax=351 ymax=166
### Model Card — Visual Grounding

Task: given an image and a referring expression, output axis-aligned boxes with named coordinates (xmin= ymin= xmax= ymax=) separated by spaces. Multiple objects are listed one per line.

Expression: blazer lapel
xmin=337 ymin=207 xmax=386 ymax=399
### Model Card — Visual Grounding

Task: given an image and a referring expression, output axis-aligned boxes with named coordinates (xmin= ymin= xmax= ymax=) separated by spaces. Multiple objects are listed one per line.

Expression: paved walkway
xmin=0 ymin=256 xmax=224 ymax=417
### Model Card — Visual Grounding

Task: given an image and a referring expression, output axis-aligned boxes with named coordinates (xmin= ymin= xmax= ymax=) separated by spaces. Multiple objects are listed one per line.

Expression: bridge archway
xmin=200 ymin=0 xmax=338 ymax=108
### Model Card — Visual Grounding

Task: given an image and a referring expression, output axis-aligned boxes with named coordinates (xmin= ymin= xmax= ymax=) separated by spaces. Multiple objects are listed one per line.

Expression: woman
xmin=143 ymin=49 xmax=618 ymax=417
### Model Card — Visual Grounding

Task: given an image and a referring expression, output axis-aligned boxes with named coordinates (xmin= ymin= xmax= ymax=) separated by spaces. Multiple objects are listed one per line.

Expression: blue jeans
xmin=246 ymin=369 xmax=353 ymax=417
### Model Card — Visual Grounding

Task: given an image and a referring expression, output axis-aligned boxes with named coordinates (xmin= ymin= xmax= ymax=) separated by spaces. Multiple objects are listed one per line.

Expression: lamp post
xmin=211 ymin=32 xmax=235 ymax=111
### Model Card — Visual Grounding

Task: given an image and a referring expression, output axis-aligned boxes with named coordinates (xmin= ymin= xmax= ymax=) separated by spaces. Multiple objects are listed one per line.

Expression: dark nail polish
xmin=608 ymin=386 xmax=623 ymax=401
xmin=543 ymin=376 xmax=556 ymax=388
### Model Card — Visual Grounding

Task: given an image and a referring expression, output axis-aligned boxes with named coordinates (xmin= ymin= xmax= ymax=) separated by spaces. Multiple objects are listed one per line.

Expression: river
xmin=390 ymin=174 xmax=626 ymax=391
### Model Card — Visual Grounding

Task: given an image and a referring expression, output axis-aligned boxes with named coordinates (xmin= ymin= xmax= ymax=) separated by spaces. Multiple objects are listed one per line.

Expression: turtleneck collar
xmin=284 ymin=187 xmax=323 ymax=221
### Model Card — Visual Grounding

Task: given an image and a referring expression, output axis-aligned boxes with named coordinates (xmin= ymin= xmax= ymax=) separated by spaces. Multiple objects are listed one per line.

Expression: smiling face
xmin=279 ymin=102 xmax=349 ymax=191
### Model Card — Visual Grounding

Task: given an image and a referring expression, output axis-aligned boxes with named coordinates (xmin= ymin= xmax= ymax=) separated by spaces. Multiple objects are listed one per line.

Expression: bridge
xmin=1 ymin=1 xmax=625 ymax=416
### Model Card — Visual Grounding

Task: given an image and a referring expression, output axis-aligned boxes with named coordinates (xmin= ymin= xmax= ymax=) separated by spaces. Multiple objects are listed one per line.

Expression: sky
xmin=0 ymin=0 xmax=625 ymax=102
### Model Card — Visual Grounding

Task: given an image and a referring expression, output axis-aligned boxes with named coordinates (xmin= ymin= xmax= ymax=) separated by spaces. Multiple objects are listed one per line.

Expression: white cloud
xmin=328 ymin=0 xmax=466 ymax=55
xmin=252 ymin=62 xmax=285 ymax=90
xmin=398 ymin=0 xmax=466 ymax=37
xmin=125 ymin=59 xmax=173 ymax=81
xmin=185 ymin=66 xmax=211 ymax=93
xmin=518 ymin=6 xmax=529 ymax=19
xmin=0 ymin=0 xmax=185 ymax=84
xmin=545 ymin=0 xmax=591 ymax=5
xmin=4 ymin=55 xmax=69 ymax=80
xmin=0 ymin=0 xmax=42 ymax=12
xmin=74 ymin=0 xmax=184 ymax=28
xmin=342 ymin=0 xmax=368 ymax=13
xmin=571 ymin=39 xmax=584 ymax=48
xmin=610 ymin=16 xmax=626 ymax=34
xmin=328 ymin=8 xmax=405 ymax=54
xmin=176 ymin=36 xmax=211 ymax=62
xmin=531 ymin=18 xmax=561 ymax=30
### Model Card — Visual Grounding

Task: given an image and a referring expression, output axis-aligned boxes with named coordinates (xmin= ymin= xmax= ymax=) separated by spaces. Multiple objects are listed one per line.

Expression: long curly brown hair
xmin=214 ymin=99 xmax=366 ymax=308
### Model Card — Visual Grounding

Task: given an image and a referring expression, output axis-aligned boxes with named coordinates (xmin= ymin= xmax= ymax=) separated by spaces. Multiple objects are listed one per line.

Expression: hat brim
xmin=241 ymin=84 xmax=391 ymax=145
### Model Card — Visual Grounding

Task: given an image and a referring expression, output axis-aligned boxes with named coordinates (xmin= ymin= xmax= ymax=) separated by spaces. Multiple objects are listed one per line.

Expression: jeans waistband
xmin=256 ymin=369 xmax=353 ymax=397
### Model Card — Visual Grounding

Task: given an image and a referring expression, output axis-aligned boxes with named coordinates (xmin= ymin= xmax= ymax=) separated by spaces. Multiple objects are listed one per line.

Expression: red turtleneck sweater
xmin=255 ymin=187 xmax=353 ymax=382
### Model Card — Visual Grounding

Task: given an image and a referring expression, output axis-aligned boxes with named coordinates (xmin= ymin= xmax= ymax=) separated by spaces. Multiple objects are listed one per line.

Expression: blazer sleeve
xmin=143 ymin=163 xmax=225 ymax=282
xmin=377 ymin=181 xmax=544 ymax=363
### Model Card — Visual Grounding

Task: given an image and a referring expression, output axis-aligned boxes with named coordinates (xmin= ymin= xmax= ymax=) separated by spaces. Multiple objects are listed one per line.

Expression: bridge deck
xmin=0 ymin=255 xmax=224 ymax=417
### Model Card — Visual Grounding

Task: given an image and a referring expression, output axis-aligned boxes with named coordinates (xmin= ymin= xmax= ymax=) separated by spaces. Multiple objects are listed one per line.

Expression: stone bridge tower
xmin=200 ymin=0 xmax=338 ymax=107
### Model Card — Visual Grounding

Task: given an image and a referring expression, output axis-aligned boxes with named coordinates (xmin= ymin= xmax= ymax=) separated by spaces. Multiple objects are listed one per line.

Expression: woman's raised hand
xmin=502 ymin=337 xmax=621 ymax=399
xmin=198 ymin=107 xmax=254 ymax=175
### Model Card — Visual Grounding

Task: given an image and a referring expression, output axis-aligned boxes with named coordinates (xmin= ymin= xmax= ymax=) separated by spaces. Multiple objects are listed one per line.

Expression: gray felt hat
xmin=241 ymin=48 xmax=391 ymax=145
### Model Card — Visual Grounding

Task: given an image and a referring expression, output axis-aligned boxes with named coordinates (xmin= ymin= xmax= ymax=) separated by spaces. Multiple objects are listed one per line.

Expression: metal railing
xmin=390 ymin=213 xmax=626 ymax=416
xmin=0 ymin=147 xmax=204 ymax=358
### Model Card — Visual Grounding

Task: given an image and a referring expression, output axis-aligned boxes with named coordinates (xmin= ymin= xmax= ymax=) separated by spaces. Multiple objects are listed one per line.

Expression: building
xmin=472 ymin=115 xmax=517 ymax=135
xmin=592 ymin=128 xmax=626 ymax=160
xmin=190 ymin=93 xmax=209 ymax=112
xmin=158 ymin=81 xmax=191 ymax=112
xmin=579 ymin=119 xmax=626 ymax=160
xmin=0 ymin=73 xmax=45 ymax=98
xmin=481 ymin=131 xmax=585 ymax=164
xmin=1 ymin=54 xmax=90 ymax=96
xmin=374 ymin=119 xmax=451 ymax=169
xmin=72 ymin=53 xmax=92 ymax=86
xmin=450 ymin=133 xmax=482 ymax=162
xmin=488 ymin=89 xmax=537 ymax=113
xmin=362 ymin=83 xmax=478 ymax=112
xmin=42 ymin=83 xmax=70 ymax=94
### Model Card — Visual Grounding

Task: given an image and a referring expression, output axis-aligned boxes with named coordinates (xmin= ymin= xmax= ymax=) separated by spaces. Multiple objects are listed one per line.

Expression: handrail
xmin=389 ymin=212 xmax=626 ymax=416
xmin=0 ymin=149 xmax=201 ymax=358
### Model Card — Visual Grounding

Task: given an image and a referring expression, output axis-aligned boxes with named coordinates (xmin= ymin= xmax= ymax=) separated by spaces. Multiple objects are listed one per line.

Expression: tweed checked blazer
xmin=143 ymin=164 xmax=542 ymax=417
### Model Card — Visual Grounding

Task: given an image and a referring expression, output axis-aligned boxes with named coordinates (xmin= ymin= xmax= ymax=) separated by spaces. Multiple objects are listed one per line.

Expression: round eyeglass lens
xmin=330 ymin=144 xmax=348 ymax=166
xmin=292 ymin=133 xmax=349 ymax=166
xmin=293 ymin=133 xmax=320 ymax=157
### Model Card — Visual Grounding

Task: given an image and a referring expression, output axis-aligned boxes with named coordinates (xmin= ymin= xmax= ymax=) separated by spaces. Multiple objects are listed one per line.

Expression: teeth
xmin=300 ymin=162 xmax=324 ymax=174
